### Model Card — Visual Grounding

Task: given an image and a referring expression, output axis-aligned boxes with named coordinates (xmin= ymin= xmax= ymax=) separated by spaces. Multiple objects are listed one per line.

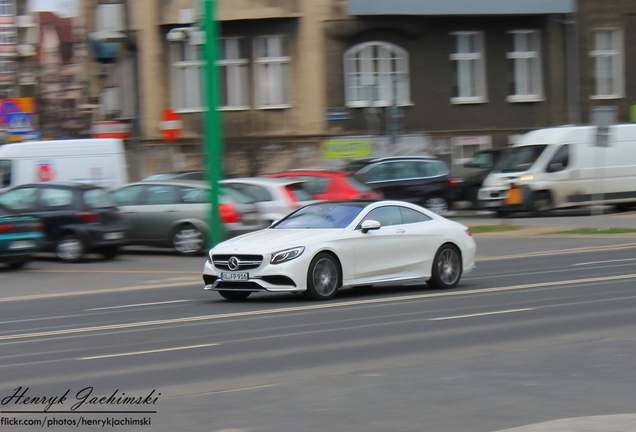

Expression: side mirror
xmin=360 ymin=219 xmax=381 ymax=233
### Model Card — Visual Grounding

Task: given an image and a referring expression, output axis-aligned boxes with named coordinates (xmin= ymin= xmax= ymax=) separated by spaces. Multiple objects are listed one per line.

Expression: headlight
xmin=271 ymin=246 xmax=305 ymax=264
xmin=519 ymin=175 xmax=534 ymax=182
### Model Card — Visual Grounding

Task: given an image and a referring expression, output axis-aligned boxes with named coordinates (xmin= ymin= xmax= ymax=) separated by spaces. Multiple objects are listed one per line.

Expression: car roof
xmin=221 ymin=177 xmax=305 ymax=186
xmin=9 ymin=182 xmax=105 ymax=190
xmin=272 ymin=169 xmax=354 ymax=176
xmin=116 ymin=180 xmax=210 ymax=189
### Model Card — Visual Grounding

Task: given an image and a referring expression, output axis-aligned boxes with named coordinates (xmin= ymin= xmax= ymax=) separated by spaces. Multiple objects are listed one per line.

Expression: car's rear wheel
xmin=424 ymin=195 xmax=449 ymax=215
xmin=305 ymin=253 xmax=340 ymax=300
xmin=532 ymin=191 xmax=553 ymax=216
xmin=56 ymin=234 xmax=86 ymax=263
xmin=173 ymin=224 xmax=205 ymax=255
xmin=218 ymin=291 xmax=251 ymax=301
xmin=427 ymin=244 xmax=462 ymax=289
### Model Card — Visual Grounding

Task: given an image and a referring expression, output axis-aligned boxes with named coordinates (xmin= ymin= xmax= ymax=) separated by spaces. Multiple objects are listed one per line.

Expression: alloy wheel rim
xmin=58 ymin=238 xmax=83 ymax=261
xmin=313 ymin=258 xmax=338 ymax=296
xmin=438 ymin=248 xmax=460 ymax=285
xmin=174 ymin=228 xmax=203 ymax=254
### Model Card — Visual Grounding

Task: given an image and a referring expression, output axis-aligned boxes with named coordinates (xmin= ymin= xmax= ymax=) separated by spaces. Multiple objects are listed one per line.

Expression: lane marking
xmin=574 ymin=258 xmax=636 ymax=266
xmin=477 ymin=242 xmax=636 ymax=261
xmin=2 ymin=273 xmax=636 ymax=343
xmin=78 ymin=343 xmax=219 ymax=360
xmin=429 ymin=308 xmax=535 ymax=321
xmin=0 ymin=281 xmax=201 ymax=303
xmin=86 ymin=300 xmax=192 ymax=311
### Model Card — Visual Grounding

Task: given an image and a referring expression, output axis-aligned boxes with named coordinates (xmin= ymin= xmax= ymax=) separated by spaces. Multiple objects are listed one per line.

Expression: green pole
xmin=202 ymin=0 xmax=224 ymax=247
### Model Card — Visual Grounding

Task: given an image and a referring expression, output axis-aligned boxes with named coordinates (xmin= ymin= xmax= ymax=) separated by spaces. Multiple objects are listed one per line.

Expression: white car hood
xmin=213 ymin=228 xmax=345 ymax=254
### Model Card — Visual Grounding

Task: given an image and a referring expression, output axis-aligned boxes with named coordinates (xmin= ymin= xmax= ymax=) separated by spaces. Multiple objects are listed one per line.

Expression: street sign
xmin=159 ymin=108 xmax=182 ymax=141
xmin=0 ymin=99 xmax=21 ymax=126
xmin=8 ymin=112 xmax=33 ymax=132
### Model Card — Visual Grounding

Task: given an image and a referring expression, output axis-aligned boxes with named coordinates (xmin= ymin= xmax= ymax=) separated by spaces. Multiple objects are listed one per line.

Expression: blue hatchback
xmin=0 ymin=204 xmax=43 ymax=269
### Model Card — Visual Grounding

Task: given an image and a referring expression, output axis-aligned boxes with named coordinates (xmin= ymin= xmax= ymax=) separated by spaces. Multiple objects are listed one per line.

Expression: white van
xmin=478 ymin=124 xmax=636 ymax=215
xmin=0 ymin=138 xmax=128 ymax=191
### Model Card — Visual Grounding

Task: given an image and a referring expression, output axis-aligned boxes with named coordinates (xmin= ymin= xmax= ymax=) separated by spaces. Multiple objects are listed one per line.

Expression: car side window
xmin=400 ymin=207 xmax=432 ymax=224
xmin=39 ymin=188 xmax=74 ymax=208
xmin=180 ymin=187 xmax=208 ymax=204
xmin=111 ymin=185 xmax=146 ymax=206
xmin=0 ymin=187 xmax=38 ymax=210
xmin=547 ymin=145 xmax=569 ymax=173
xmin=299 ymin=176 xmax=328 ymax=195
xmin=392 ymin=161 xmax=420 ymax=180
xmin=143 ymin=185 xmax=179 ymax=205
xmin=364 ymin=164 xmax=390 ymax=182
xmin=363 ymin=206 xmax=402 ymax=227
xmin=0 ymin=159 xmax=11 ymax=188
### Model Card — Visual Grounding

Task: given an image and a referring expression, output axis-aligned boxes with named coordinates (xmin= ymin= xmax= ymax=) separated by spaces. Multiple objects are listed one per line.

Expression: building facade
xmin=82 ymin=0 xmax=636 ymax=180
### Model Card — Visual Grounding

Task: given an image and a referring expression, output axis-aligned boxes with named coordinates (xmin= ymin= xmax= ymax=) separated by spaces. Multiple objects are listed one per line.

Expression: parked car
xmin=0 ymin=182 xmax=127 ymax=262
xmin=203 ymin=200 xmax=476 ymax=301
xmin=141 ymin=171 xmax=205 ymax=182
xmin=110 ymin=180 xmax=265 ymax=255
xmin=270 ymin=169 xmax=382 ymax=201
xmin=0 ymin=204 xmax=44 ymax=269
xmin=451 ymin=148 xmax=506 ymax=207
xmin=220 ymin=177 xmax=316 ymax=225
xmin=342 ymin=156 xmax=458 ymax=214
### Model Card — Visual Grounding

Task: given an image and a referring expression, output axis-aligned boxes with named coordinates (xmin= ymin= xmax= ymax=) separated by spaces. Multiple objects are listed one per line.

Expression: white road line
xmin=428 ymin=308 xmax=535 ymax=321
xmin=2 ymin=273 xmax=636 ymax=342
xmin=78 ymin=343 xmax=219 ymax=360
xmin=573 ymin=258 xmax=636 ymax=266
xmin=86 ymin=300 xmax=191 ymax=311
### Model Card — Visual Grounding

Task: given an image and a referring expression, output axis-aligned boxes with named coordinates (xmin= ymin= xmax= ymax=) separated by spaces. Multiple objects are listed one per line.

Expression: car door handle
xmin=396 ymin=229 xmax=406 ymax=233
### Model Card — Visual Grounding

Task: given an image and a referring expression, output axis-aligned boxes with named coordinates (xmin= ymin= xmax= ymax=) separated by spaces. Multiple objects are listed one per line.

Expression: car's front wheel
xmin=304 ymin=253 xmax=340 ymax=300
xmin=56 ymin=234 xmax=86 ymax=263
xmin=218 ymin=291 xmax=251 ymax=301
xmin=427 ymin=244 xmax=462 ymax=289
xmin=173 ymin=224 xmax=205 ymax=255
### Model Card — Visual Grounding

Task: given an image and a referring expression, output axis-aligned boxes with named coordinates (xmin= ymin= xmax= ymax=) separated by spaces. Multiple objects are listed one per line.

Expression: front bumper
xmin=478 ymin=184 xmax=534 ymax=212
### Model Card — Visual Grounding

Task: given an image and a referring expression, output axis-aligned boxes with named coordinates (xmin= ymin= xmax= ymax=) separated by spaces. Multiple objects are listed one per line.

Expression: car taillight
xmin=0 ymin=223 xmax=15 ymax=233
xmin=219 ymin=204 xmax=241 ymax=224
xmin=465 ymin=229 xmax=473 ymax=236
xmin=283 ymin=187 xmax=300 ymax=208
xmin=446 ymin=177 xmax=461 ymax=187
xmin=78 ymin=212 xmax=100 ymax=224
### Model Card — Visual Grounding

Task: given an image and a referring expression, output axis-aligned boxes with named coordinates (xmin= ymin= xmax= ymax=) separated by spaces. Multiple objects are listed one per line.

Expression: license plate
xmin=104 ymin=232 xmax=124 ymax=240
xmin=220 ymin=272 xmax=249 ymax=281
xmin=482 ymin=201 xmax=500 ymax=208
xmin=9 ymin=240 xmax=35 ymax=250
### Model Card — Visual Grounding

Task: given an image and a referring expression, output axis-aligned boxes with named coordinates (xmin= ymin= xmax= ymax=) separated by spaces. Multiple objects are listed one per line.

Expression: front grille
xmin=213 ymin=254 xmax=263 ymax=271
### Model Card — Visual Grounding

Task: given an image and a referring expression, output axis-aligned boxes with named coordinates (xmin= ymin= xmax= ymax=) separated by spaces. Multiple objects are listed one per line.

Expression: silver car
xmin=220 ymin=177 xmax=316 ymax=225
xmin=110 ymin=180 xmax=265 ymax=255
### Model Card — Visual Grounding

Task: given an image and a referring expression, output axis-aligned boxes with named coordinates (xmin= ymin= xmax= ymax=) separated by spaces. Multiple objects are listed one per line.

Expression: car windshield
xmin=494 ymin=145 xmax=547 ymax=173
xmin=273 ymin=202 xmax=366 ymax=229
xmin=0 ymin=203 xmax=13 ymax=216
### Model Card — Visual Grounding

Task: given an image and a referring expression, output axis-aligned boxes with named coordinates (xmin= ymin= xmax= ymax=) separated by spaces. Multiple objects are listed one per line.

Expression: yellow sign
xmin=321 ymin=138 xmax=372 ymax=159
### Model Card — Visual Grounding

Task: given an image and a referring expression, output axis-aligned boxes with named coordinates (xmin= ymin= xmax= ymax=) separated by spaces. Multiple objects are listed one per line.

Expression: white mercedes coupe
xmin=203 ymin=200 xmax=476 ymax=301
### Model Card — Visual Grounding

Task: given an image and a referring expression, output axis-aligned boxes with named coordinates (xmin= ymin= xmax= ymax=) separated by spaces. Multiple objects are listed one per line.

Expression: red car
xmin=270 ymin=169 xmax=383 ymax=201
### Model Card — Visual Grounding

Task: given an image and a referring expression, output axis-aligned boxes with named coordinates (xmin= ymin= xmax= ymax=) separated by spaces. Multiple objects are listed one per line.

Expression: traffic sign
xmin=159 ymin=108 xmax=182 ymax=141
xmin=0 ymin=99 xmax=21 ymax=126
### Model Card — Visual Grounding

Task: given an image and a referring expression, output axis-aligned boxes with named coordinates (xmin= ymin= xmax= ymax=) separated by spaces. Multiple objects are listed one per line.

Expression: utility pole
xmin=202 ymin=0 xmax=224 ymax=247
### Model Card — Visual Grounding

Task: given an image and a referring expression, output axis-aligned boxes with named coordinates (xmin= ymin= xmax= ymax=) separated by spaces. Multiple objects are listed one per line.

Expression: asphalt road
xmin=1 ymin=223 xmax=636 ymax=432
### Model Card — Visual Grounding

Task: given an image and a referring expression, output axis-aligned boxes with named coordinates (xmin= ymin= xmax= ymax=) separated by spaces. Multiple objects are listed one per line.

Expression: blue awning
xmin=347 ymin=0 xmax=576 ymax=16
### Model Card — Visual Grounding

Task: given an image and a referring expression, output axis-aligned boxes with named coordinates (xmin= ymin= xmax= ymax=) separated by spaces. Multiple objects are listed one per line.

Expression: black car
xmin=342 ymin=156 xmax=457 ymax=214
xmin=0 ymin=182 xmax=127 ymax=262
xmin=450 ymin=148 xmax=507 ymax=208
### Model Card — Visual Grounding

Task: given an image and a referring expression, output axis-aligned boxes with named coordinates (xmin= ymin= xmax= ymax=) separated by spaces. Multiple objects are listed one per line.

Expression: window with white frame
xmin=344 ymin=42 xmax=411 ymax=108
xmin=0 ymin=59 xmax=14 ymax=73
xmin=254 ymin=35 xmax=290 ymax=108
xmin=219 ymin=38 xmax=248 ymax=110
xmin=0 ymin=0 xmax=15 ymax=16
xmin=590 ymin=29 xmax=624 ymax=99
xmin=507 ymin=30 xmax=543 ymax=102
xmin=450 ymin=32 xmax=486 ymax=103
xmin=170 ymin=38 xmax=205 ymax=112
xmin=0 ymin=28 xmax=16 ymax=45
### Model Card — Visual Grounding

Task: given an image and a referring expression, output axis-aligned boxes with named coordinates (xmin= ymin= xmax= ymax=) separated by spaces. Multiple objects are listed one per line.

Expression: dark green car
xmin=0 ymin=204 xmax=43 ymax=269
